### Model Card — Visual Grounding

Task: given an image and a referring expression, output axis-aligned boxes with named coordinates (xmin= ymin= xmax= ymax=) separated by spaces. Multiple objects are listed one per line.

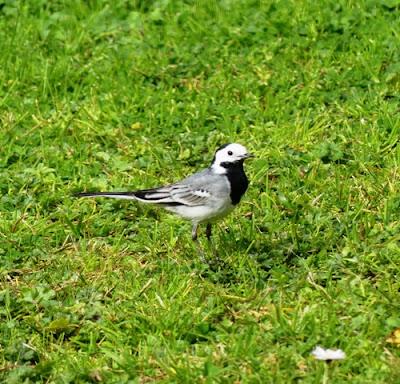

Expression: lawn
xmin=1 ymin=0 xmax=400 ymax=382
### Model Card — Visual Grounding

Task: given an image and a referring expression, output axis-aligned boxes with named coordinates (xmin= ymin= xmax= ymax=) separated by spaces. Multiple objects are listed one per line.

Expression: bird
xmin=76 ymin=143 xmax=253 ymax=240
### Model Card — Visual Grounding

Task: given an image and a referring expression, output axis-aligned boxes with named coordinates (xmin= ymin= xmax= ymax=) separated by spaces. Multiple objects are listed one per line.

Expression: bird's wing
xmin=133 ymin=183 xmax=211 ymax=206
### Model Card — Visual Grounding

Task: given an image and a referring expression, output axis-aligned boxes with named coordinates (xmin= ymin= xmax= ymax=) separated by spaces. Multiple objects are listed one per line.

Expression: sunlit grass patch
xmin=1 ymin=0 xmax=400 ymax=382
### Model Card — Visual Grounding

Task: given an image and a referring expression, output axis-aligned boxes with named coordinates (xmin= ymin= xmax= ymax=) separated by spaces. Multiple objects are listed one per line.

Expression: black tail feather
xmin=74 ymin=189 xmax=184 ymax=205
xmin=74 ymin=191 xmax=137 ymax=198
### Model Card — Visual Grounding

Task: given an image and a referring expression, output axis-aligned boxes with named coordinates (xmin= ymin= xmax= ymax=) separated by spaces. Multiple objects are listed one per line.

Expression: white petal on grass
xmin=311 ymin=346 xmax=346 ymax=361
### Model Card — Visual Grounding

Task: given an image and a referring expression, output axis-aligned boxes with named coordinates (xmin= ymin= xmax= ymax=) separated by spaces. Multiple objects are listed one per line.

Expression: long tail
xmin=75 ymin=188 xmax=180 ymax=205
xmin=75 ymin=192 xmax=138 ymax=200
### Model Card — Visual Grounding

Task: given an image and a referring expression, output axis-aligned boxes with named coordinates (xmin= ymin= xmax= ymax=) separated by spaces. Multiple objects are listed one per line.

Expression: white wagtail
xmin=76 ymin=143 xmax=253 ymax=240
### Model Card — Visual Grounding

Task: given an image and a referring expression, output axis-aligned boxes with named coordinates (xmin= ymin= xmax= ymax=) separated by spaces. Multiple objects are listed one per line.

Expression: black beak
xmin=243 ymin=153 xmax=255 ymax=159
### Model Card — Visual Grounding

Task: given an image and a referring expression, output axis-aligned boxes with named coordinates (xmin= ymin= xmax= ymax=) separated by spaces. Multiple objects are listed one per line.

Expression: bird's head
xmin=211 ymin=143 xmax=253 ymax=173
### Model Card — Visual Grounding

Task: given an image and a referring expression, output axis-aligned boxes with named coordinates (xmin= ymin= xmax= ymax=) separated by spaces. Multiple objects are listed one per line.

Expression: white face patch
xmin=211 ymin=143 xmax=250 ymax=173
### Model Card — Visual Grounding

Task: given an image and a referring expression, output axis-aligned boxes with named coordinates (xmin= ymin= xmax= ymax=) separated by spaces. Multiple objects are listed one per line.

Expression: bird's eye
xmin=228 ymin=151 xmax=233 ymax=156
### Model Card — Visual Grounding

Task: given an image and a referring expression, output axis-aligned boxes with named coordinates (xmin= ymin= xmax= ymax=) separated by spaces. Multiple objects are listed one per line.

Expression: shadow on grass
xmin=193 ymin=229 xmax=330 ymax=286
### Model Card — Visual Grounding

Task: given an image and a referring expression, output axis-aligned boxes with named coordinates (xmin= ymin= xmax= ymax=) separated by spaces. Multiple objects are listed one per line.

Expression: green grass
xmin=1 ymin=0 xmax=400 ymax=382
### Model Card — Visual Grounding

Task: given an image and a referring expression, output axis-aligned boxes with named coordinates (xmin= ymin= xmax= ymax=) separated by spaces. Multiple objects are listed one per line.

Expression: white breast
xmin=165 ymin=198 xmax=234 ymax=223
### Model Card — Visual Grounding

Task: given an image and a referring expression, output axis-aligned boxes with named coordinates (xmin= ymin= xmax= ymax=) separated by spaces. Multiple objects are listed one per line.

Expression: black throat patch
xmin=220 ymin=160 xmax=249 ymax=205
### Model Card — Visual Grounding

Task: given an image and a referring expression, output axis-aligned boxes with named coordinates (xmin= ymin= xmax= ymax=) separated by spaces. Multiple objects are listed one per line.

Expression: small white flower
xmin=311 ymin=346 xmax=346 ymax=361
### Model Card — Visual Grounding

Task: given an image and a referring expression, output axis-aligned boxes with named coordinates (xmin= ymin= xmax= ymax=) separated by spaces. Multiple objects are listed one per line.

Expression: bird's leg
xmin=191 ymin=222 xmax=207 ymax=263
xmin=191 ymin=222 xmax=198 ymax=241
xmin=206 ymin=223 xmax=212 ymax=241
xmin=205 ymin=223 xmax=221 ymax=264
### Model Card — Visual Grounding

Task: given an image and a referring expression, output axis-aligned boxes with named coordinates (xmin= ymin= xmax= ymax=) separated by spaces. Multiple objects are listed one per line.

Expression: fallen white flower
xmin=311 ymin=346 xmax=346 ymax=361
